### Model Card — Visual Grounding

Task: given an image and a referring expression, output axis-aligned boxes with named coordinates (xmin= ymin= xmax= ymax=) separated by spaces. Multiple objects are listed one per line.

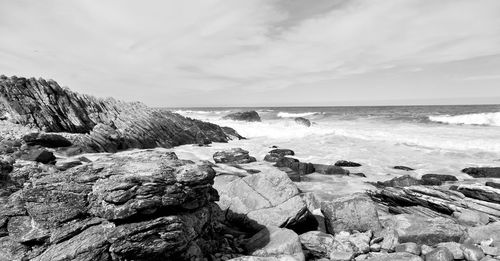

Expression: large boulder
xmin=384 ymin=214 xmax=466 ymax=245
xmin=467 ymin=222 xmax=500 ymax=244
xmin=214 ymin=171 xmax=317 ymax=233
xmin=213 ymin=148 xmax=257 ymax=164
xmin=20 ymin=149 xmax=56 ymax=164
xmin=377 ymin=175 xmax=422 ymax=187
xmin=0 ymin=150 xmax=231 ymax=260
xmin=223 ymin=111 xmax=261 ymax=122
xmin=321 ymin=194 xmax=382 ymax=234
xmin=313 ymin=164 xmax=349 ymax=175
xmin=462 ymin=167 xmax=500 ymax=178
xmin=0 ymin=76 xmax=238 ymax=153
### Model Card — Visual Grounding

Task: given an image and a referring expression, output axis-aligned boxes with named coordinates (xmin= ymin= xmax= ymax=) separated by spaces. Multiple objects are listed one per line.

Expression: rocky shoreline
xmin=1 ymin=76 xmax=500 ymax=261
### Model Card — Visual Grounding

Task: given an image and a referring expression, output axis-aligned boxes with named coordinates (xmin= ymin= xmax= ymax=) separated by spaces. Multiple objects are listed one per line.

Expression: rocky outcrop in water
xmin=0 ymin=75 xmax=239 ymax=153
xmin=222 ymin=111 xmax=261 ymax=122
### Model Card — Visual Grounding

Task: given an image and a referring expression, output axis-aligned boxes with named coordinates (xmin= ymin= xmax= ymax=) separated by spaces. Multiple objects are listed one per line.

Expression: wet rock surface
xmin=223 ymin=111 xmax=261 ymax=122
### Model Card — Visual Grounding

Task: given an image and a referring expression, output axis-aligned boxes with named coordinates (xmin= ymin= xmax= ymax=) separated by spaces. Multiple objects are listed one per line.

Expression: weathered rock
xmin=321 ymin=194 xmax=382 ymax=234
xmin=0 ymin=237 xmax=30 ymax=261
xmin=421 ymin=174 xmax=458 ymax=183
xmin=294 ymin=117 xmax=311 ymax=127
xmin=23 ymin=132 xmax=72 ymax=148
xmin=425 ymin=247 xmax=454 ymax=261
xmin=313 ymin=164 xmax=349 ymax=175
xmin=479 ymin=245 xmax=500 ymax=256
xmin=393 ymin=166 xmax=414 ymax=171
xmin=486 ymin=181 xmax=500 ymax=189
xmin=458 ymin=184 xmax=500 ymax=204
xmin=268 ymin=149 xmax=295 ymax=157
xmin=462 ymin=167 xmax=500 ymax=178
xmin=7 ymin=216 xmax=49 ymax=243
xmin=379 ymin=229 xmax=399 ymax=252
xmin=0 ymin=76 xmax=238 ymax=153
xmin=215 ymin=171 xmax=317 ymax=233
xmin=452 ymin=209 xmax=489 ymax=226
xmin=223 ymin=111 xmax=261 ymax=122
xmin=461 ymin=244 xmax=485 ymax=261
xmin=385 ymin=214 xmax=466 ymax=245
xmin=335 ymin=160 xmax=362 ymax=167
xmin=244 ymin=226 xmax=304 ymax=261
xmin=299 ymin=231 xmax=335 ymax=258
xmin=377 ymin=175 xmax=421 ymax=187
xmin=20 ymin=149 xmax=56 ymax=164
xmin=436 ymin=242 xmax=464 ymax=259
xmin=349 ymin=231 xmax=372 ymax=254
xmin=0 ymin=159 xmax=13 ymax=179
xmin=214 ymin=148 xmax=257 ymax=164
xmin=395 ymin=242 xmax=420 ymax=255
xmin=468 ymin=222 xmax=500 ymax=244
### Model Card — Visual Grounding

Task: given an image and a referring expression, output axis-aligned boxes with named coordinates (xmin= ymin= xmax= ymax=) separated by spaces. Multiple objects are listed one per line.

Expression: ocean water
xmin=169 ymin=105 xmax=500 ymax=196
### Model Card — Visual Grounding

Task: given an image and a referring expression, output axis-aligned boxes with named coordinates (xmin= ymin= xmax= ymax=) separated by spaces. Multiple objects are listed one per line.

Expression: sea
xmin=169 ymin=105 xmax=500 ymax=197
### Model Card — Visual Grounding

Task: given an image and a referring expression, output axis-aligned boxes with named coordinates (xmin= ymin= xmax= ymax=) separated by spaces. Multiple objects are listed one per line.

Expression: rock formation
xmin=222 ymin=111 xmax=261 ymax=122
xmin=0 ymin=75 xmax=240 ymax=153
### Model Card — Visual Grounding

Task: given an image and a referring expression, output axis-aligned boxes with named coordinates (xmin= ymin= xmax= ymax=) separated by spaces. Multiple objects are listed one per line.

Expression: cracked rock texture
xmin=0 ymin=150 xmax=228 ymax=261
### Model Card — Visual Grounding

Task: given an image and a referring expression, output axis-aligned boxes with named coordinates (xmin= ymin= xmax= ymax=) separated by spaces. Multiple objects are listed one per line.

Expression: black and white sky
xmin=1 ymin=0 xmax=500 ymax=107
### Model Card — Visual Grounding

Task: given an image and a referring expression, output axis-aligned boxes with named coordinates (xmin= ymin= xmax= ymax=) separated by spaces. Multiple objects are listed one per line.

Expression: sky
xmin=1 ymin=0 xmax=500 ymax=107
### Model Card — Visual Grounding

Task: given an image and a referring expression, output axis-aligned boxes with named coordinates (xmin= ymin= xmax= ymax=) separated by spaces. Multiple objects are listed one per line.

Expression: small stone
xmin=380 ymin=229 xmax=399 ymax=252
xmin=461 ymin=244 xmax=485 ymax=261
xmin=395 ymin=242 xmax=421 ymax=255
xmin=436 ymin=242 xmax=464 ymax=259
xmin=421 ymin=245 xmax=434 ymax=256
xmin=370 ymin=244 xmax=381 ymax=252
xmin=425 ymin=247 xmax=454 ymax=261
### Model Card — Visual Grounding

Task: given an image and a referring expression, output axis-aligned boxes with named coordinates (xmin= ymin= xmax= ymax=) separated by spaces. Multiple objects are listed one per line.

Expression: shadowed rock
xmin=294 ymin=117 xmax=311 ymax=127
xmin=462 ymin=167 xmax=500 ymax=178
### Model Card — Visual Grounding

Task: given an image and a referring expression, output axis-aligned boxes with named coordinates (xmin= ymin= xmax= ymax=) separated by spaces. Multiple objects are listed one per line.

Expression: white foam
xmin=277 ymin=112 xmax=319 ymax=118
xmin=429 ymin=112 xmax=500 ymax=127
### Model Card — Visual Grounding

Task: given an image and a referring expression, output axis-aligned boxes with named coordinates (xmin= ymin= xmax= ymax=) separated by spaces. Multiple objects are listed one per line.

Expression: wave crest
xmin=277 ymin=112 xmax=319 ymax=118
xmin=429 ymin=112 xmax=500 ymax=127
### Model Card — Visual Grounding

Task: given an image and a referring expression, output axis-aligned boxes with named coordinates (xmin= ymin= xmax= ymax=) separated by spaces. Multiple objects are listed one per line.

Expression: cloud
xmin=0 ymin=0 xmax=499 ymax=106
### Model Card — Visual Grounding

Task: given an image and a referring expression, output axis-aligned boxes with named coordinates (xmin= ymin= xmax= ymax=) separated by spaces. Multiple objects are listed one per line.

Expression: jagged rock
xmin=0 ymin=76 xmax=238 ymax=153
xmin=335 ymin=160 xmax=362 ymax=167
xmin=364 ymin=252 xmax=423 ymax=261
xmin=377 ymin=175 xmax=421 ymax=187
xmin=313 ymin=164 xmax=349 ymax=175
xmin=213 ymin=148 xmax=257 ymax=164
xmin=457 ymin=184 xmax=500 ymax=204
xmin=223 ymin=111 xmax=261 ymax=122
xmin=462 ymin=167 xmax=500 ymax=178
xmin=461 ymin=244 xmax=485 ymax=261
xmin=274 ymin=157 xmax=314 ymax=176
xmin=321 ymin=194 xmax=382 ymax=234
xmin=294 ymin=117 xmax=311 ymax=127
xmin=20 ymin=149 xmax=56 ymax=164
xmin=23 ymin=132 xmax=72 ymax=148
xmin=479 ymin=245 xmax=500 ymax=256
xmin=244 ymin=226 xmax=304 ymax=261
xmin=214 ymin=171 xmax=317 ymax=233
xmin=0 ymin=237 xmax=30 ymax=261
xmin=395 ymin=242 xmax=420 ymax=255
xmin=384 ymin=214 xmax=466 ymax=245
xmin=348 ymin=231 xmax=372 ymax=254
xmin=7 ymin=216 xmax=49 ymax=243
xmin=436 ymin=242 xmax=464 ymax=259
xmin=425 ymin=247 xmax=454 ymax=261
xmin=368 ymin=185 xmax=500 ymax=220
xmin=393 ymin=166 xmax=414 ymax=171
xmin=221 ymin=126 xmax=246 ymax=140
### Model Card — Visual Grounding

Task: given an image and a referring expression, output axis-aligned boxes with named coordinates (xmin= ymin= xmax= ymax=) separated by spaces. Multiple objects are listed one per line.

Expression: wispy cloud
xmin=0 ymin=0 xmax=499 ymax=106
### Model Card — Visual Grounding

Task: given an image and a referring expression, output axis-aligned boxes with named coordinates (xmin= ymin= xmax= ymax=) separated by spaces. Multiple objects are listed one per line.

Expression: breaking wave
xmin=429 ymin=112 xmax=500 ymax=127
xmin=277 ymin=112 xmax=320 ymax=118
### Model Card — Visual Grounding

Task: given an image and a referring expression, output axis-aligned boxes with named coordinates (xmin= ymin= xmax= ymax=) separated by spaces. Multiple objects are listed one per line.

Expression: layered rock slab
xmin=0 ymin=76 xmax=238 ymax=153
